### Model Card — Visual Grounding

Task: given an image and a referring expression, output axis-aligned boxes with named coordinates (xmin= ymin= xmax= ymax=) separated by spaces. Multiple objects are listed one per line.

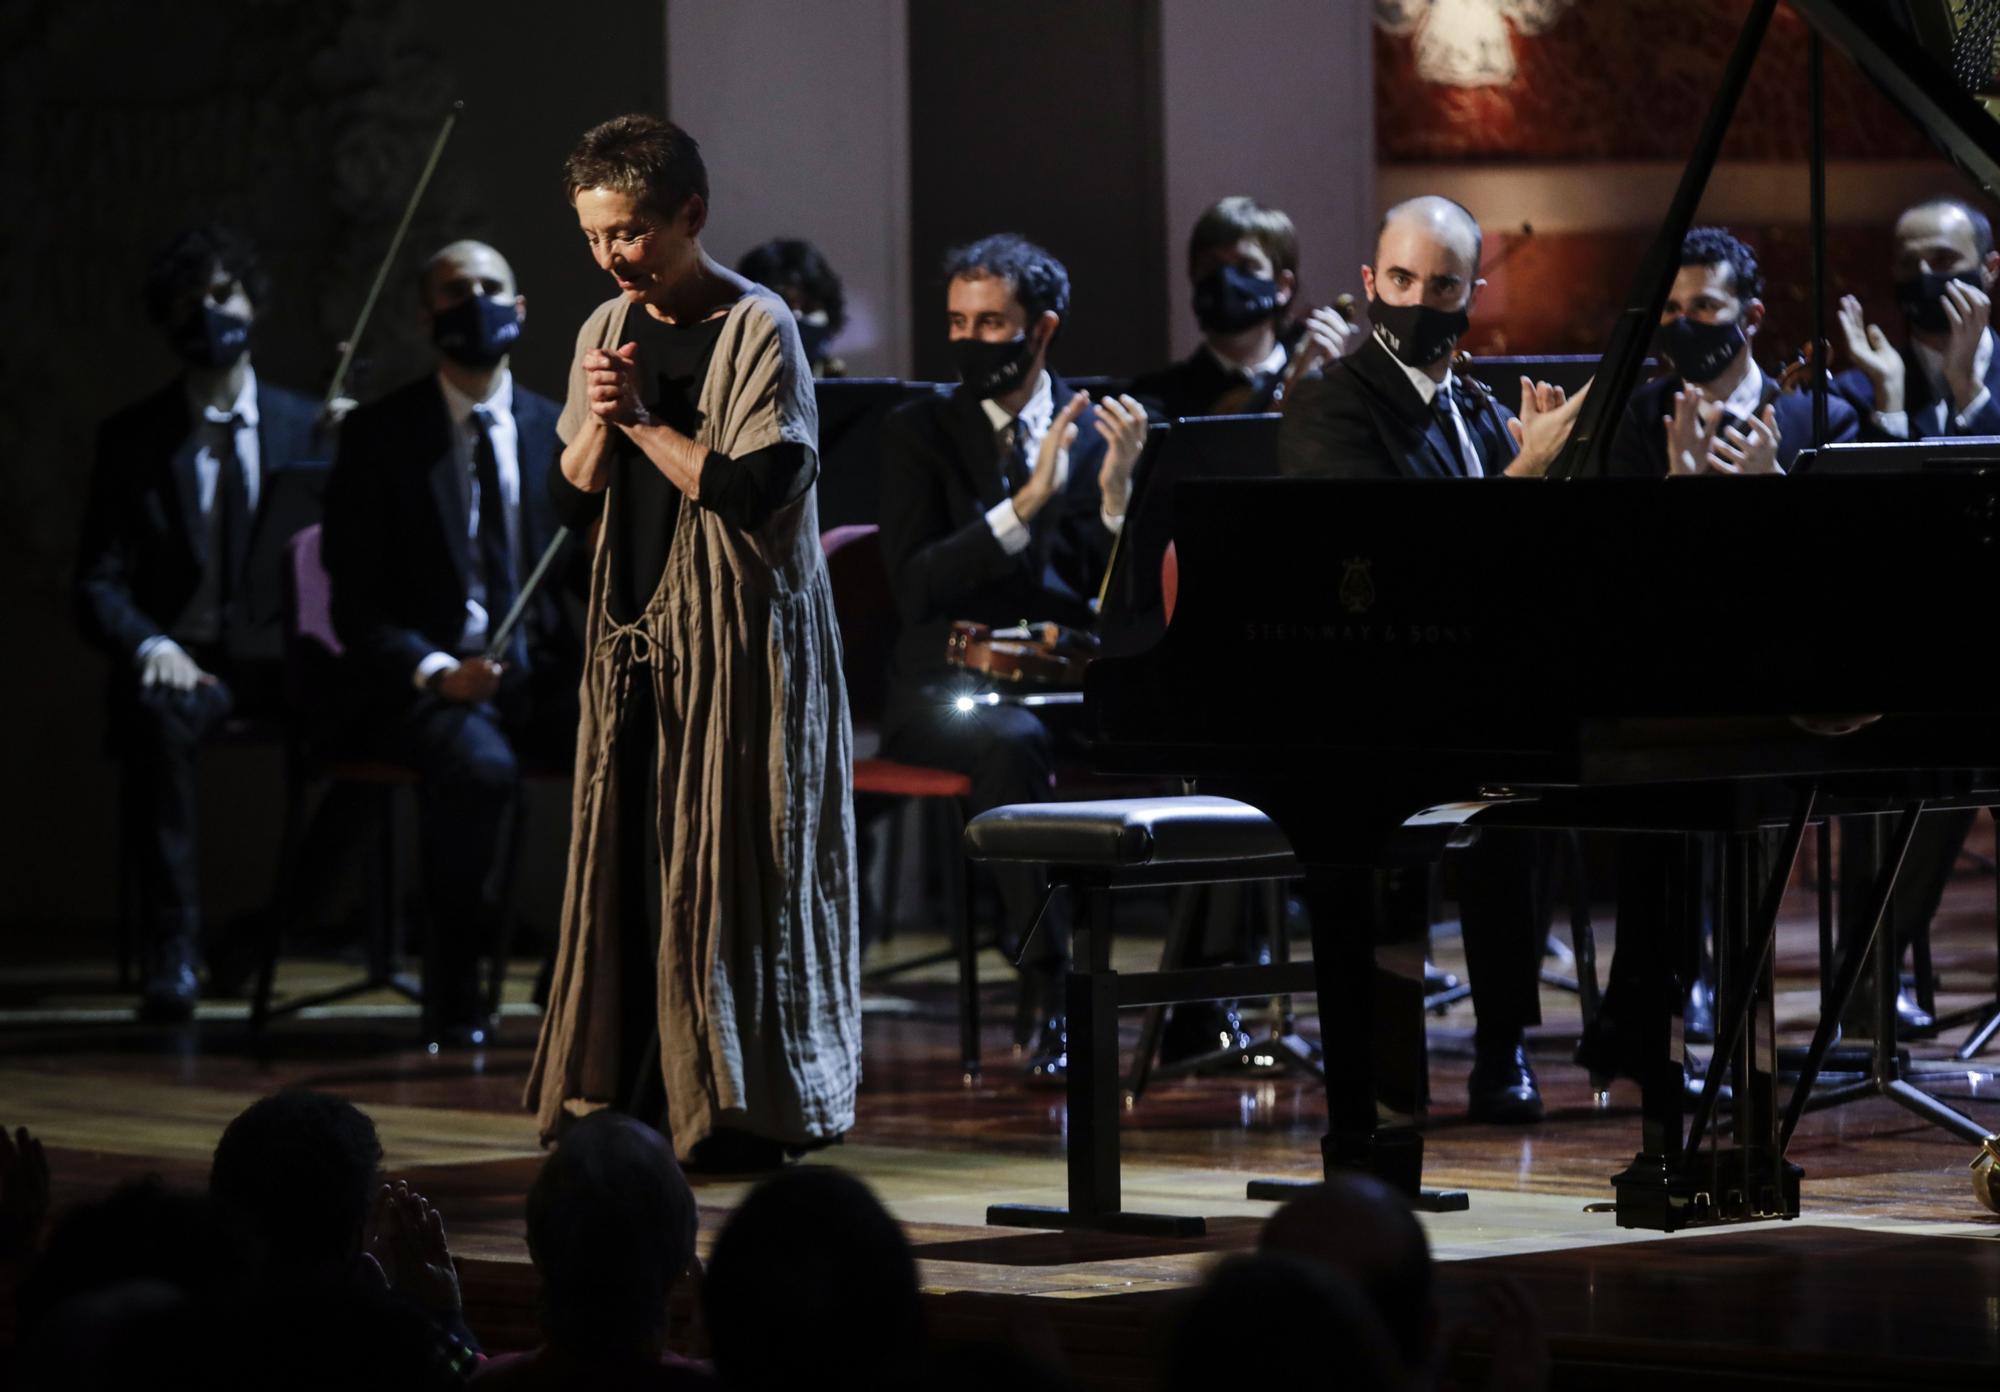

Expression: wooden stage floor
xmin=6 ymin=861 xmax=2000 ymax=1388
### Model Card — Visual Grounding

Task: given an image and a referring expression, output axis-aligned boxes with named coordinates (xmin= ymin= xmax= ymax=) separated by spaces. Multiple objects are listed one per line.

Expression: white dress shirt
xmin=1872 ymin=328 xmax=1994 ymax=439
xmin=1387 ymin=350 xmax=1484 ymax=477
xmin=415 ymin=368 xmax=522 ymax=689
xmin=136 ymin=370 xmax=262 ymax=660
xmin=1204 ymin=336 xmax=1289 ymax=383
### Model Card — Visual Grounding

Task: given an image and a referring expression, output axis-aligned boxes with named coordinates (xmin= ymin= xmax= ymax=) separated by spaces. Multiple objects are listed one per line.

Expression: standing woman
xmin=527 ymin=114 xmax=859 ymax=1171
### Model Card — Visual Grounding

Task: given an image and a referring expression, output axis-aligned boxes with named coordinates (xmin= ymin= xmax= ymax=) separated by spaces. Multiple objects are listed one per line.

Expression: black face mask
xmin=952 ymin=332 xmax=1038 ymax=400
xmin=1895 ymin=269 xmax=1986 ymax=333
xmin=170 ymin=303 xmax=251 ymax=370
xmin=1655 ymin=314 xmax=1746 ymax=385
xmin=1369 ymin=296 xmax=1469 ymax=369
xmin=1193 ymin=264 xmax=1282 ymax=335
xmin=432 ymin=295 xmax=522 ymax=367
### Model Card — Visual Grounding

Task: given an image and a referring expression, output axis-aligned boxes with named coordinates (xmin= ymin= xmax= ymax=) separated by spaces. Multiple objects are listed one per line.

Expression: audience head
xmin=524 ymin=1110 xmax=698 ymax=1359
xmin=144 ymin=223 xmax=266 ymax=370
xmin=1260 ymin=1175 xmax=1438 ymax=1375
xmin=1892 ymin=196 xmax=1999 ymax=336
xmin=16 ymin=1179 xmax=253 ymax=1392
xmin=703 ymin=1166 xmax=923 ymax=1390
xmin=1365 ymin=195 xmax=1484 ymax=370
xmin=738 ymin=237 xmax=848 ymax=369
xmin=420 ymin=239 xmax=525 ymax=371
xmin=1658 ymin=225 xmax=1762 ymax=385
xmin=941 ymin=232 xmax=1070 ymax=401
xmin=1187 ymin=195 xmax=1299 ymax=338
xmin=208 ymin=1089 xmax=383 ymax=1278
xmin=566 ymin=113 xmax=710 ymax=306
xmin=1166 ymin=1251 xmax=1401 ymax=1392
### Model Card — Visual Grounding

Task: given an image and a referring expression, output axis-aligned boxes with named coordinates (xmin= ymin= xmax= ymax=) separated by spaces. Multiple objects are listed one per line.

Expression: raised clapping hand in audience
xmin=1837 ymin=294 xmax=1905 ymax=414
xmin=1010 ymin=390 xmax=1089 ymax=523
xmin=0 ymin=1125 xmax=49 ymax=1262
xmin=1503 ymin=376 xmax=1590 ymax=477
xmin=367 ymin=1179 xmax=464 ymax=1321
xmin=1664 ymin=384 xmax=1722 ymax=476
xmin=1281 ymin=303 xmax=1367 ymax=394
xmin=585 ymin=340 xmax=646 ymax=427
xmin=1093 ymin=392 xmax=1148 ymax=519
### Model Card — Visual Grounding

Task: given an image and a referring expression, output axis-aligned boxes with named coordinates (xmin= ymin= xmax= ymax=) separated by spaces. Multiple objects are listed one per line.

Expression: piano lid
xmin=1556 ymin=0 xmax=2000 ymax=480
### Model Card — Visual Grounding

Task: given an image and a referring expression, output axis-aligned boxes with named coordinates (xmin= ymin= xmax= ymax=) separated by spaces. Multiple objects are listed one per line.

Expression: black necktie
xmin=1002 ymin=418 xmax=1035 ymax=500
xmin=470 ymin=406 xmax=520 ymax=660
xmin=214 ymin=413 xmax=250 ymax=634
xmin=1432 ymin=383 xmax=1467 ymax=475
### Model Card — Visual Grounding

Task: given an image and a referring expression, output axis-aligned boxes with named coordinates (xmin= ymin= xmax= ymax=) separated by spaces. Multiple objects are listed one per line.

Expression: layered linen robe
xmin=526 ymin=289 xmax=860 ymax=1154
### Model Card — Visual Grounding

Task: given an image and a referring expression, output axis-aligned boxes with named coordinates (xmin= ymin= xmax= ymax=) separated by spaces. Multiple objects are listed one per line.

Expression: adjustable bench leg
xmin=989 ymin=886 xmax=1205 ymax=1235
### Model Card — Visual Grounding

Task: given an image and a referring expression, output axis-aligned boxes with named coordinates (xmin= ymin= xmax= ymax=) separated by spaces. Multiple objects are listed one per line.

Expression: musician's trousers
xmin=1453 ymin=829 xmax=1549 ymax=1054
xmin=1836 ymin=809 xmax=1975 ymax=1023
xmin=881 ymin=687 xmax=1066 ymax=990
xmin=115 ymin=656 xmax=280 ymax=963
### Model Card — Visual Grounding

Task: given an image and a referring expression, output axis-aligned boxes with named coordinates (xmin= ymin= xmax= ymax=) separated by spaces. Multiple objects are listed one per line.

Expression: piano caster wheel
xmin=1969 ymin=1135 xmax=2000 ymax=1215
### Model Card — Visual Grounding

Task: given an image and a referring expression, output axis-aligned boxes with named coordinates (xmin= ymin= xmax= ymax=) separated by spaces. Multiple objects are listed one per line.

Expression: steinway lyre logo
xmin=1339 ymin=557 xmax=1376 ymax=615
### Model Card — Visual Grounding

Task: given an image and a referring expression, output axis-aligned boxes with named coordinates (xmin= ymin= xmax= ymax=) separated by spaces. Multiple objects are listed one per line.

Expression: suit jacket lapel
xmin=947 ymin=387 xmax=1005 ymax=512
xmin=1351 ymin=337 xmax=1459 ymax=478
xmin=421 ymin=386 xmax=472 ymax=584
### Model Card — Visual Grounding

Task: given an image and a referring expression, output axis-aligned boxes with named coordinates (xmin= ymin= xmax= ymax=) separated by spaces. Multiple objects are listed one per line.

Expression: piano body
xmin=1086 ymin=0 xmax=2000 ymax=1230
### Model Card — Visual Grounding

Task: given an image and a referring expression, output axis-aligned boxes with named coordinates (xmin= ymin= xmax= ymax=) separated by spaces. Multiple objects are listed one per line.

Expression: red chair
xmin=822 ymin=525 xmax=986 ymax=1076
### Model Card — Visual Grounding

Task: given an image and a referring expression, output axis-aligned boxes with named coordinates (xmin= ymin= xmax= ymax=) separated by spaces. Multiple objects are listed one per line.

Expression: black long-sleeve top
xmin=549 ymin=310 xmax=811 ymax=622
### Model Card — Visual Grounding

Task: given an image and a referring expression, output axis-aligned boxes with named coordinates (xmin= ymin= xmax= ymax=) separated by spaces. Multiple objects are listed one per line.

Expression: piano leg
xmin=1246 ymin=865 xmax=1468 ymax=1212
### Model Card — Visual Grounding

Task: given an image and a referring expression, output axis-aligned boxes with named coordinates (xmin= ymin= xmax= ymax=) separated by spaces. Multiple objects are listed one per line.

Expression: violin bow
xmin=322 ymin=100 xmax=464 ymax=415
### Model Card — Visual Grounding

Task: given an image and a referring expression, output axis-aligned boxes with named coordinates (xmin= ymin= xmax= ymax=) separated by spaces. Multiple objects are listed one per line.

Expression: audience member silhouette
xmin=702 ymin=1167 xmax=923 ymax=1390
xmin=1165 ymin=1251 xmax=1403 ymax=1392
xmin=475 ymin=1110 xmax=713 ymax=1388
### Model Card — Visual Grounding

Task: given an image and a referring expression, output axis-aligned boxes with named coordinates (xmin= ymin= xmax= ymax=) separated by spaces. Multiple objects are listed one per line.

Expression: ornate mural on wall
xmin=0 ymin=0 xmax=476 ymax=599
xmin=1376 ymin=0 xmax=1936 ymax=162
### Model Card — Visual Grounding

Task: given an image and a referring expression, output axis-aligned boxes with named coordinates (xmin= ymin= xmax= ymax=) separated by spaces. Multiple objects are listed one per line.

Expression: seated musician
xmin=737 ymin=237 xmax=848 ymax=377
xmin=322 ymin=239 xmax=581 ymax=1048
xmin=1607 ymin=225 xmax=1857 ymax=475
xmin=1126 ymin=195 xmax=1362 ymax=420
xmin=1836 ymin=196 xmax=2000 ymax=444
xmin=876 ymin=234 xmax=1147 ymax=1077
xmin=75 ymin=225 xmax=324 ymax=1022
xmin=1276 ymin=195 xmax=1583 ymax=1122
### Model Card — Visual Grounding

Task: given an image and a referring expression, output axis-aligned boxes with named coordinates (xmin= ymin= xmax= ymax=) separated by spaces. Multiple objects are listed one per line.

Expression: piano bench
xmin=964 ymin=796 xmax=1322 ymax=1235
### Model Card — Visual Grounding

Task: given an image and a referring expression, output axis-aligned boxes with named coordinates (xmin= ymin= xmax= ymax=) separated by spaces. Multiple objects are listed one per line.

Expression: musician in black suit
xmin=1126 ymin=196 xmax=1361 ymax=421
xmin=1277 ymin=196 xmax=1583 ymax=1122
xmin=1835 ymin=196 xmax=2000 ymax=443
xmin=323 ymin=239 xmax=580 ymax=1047
xmin=877 ymin=234 xmax=1147 ymax=1076
xmin=76 ymin=225 xmax=326 ymax=1022
xmin=1827 ymin=197 xmax=2000 ymax=1036
xmin=1607 ymin=226 xmax=1857 ymax=478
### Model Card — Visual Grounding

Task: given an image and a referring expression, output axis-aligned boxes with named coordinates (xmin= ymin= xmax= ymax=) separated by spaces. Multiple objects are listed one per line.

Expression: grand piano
xmin=1085 ymin=0 xmax=2000 ymax=1230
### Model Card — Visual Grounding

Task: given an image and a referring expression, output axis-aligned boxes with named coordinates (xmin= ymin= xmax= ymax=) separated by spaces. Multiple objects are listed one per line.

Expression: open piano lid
xmin=1558 ymin=0 xmax=2000 ymax=479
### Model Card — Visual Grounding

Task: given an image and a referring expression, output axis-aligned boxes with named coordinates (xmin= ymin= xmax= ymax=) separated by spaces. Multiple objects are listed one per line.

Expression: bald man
xmin=1276 ymin=195 xmax=1585 ymax=1123
xmin=323 ymin=239 xmax=581 ymax=1047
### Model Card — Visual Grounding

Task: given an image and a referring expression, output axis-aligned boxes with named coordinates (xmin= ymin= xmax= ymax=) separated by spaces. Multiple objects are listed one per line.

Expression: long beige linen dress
xmin=525 ymin=288 xmax=861 ymax=1155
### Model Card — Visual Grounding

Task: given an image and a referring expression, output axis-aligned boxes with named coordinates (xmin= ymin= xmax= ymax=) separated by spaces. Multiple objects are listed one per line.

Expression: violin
xmin=946 ymin=621 xmax=1099 ymax=686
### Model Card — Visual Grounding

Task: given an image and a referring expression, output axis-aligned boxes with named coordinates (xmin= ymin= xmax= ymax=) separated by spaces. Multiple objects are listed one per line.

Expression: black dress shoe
xmin=1467 ymin=1044 xmax=1544 ymax=1124
xmin=1896 ymin=988 xmax=1938 ymax=1039
xmin=1159 ymin=1001 xmax=1253 ymax=1067
xmin=138 ymin=936 xmax=200 ymax=1024
xmin=1424 ymin=960 xmax=1461 ymax=996
xmin=1024 ymin=1015 xmax=1068 ymax=1082
xmin=1683 ymin=977 xmax=1716 ymax=1044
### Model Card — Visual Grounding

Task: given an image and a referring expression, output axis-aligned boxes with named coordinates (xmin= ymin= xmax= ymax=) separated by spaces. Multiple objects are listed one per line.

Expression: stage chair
xmin=821 ymin=524 xmax=986 ymax=1076
xmin=250 ymin=524 xmax=532 ymax=1039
